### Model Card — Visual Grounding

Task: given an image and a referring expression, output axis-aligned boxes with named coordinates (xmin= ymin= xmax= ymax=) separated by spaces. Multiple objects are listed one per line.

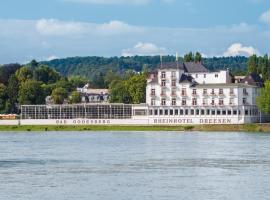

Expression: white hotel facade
xmin=18 ymin=61 xmax=268 ymax=125
xmin=146 ymin=62 xmax=265 ymax=124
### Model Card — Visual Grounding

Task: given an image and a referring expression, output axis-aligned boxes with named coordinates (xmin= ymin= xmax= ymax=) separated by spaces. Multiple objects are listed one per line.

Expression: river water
xmin=0 ymin=131 xmax=270 ymax=200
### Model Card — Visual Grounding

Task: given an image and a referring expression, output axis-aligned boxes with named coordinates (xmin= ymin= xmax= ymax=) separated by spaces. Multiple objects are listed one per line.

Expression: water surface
xmin=0 ymin=131 xmax=270 ymax=200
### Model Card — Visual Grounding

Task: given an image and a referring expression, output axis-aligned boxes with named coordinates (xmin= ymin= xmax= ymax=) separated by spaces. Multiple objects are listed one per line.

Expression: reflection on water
xmin=0 ymin=131 xmax=270 ymax=200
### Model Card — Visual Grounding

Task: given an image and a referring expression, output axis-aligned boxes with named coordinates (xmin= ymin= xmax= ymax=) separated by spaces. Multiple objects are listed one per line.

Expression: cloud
xmin=122 ymin=42 xmax=167 ymax=56
xmin=260 ymin=10 xmax=270 ymax=25
xmin=223 ymin=43 xmax=259 ymax=57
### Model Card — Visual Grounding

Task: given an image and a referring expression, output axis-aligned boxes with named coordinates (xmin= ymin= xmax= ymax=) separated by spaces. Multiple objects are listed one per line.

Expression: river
xmin=0 ymin=131 xmax=270 ymax=200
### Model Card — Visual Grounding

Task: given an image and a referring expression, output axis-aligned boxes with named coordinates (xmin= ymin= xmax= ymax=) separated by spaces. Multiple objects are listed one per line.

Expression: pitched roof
xmin=159 ymin=62 xmax=184 ymax=70
xmin=179 ymin=74 xmax=194 ymax=83
xmin=159 ymin=62 xmax=209 ymax=73
xmin=240 ymin=73 xmax=264 ymax=87
xmin=183 ymin=62 xmax=209 ymax=73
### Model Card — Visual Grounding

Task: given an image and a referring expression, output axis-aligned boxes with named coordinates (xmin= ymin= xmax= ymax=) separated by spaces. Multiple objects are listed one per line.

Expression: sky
xmin=0 ymin=0 xmax=270 ymax=64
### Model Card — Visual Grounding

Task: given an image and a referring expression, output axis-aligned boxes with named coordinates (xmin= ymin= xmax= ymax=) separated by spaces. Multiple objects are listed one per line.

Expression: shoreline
xmin=0 ymin=124 xmax=270 ymax=132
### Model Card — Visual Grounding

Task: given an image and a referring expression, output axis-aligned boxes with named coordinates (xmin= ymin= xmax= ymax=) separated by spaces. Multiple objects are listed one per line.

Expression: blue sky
xmin=0 ymin=0 xmax=270 ymax=63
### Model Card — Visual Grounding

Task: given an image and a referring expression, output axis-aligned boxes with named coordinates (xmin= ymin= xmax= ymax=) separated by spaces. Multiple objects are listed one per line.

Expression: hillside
xmin=42 ymin=56 xmax=248 ymax=80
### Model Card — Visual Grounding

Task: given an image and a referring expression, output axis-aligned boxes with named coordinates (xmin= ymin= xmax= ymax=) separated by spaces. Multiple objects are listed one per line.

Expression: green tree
xmin=126 ymin=74 xmax=147 ymax=104
xmin=248 ymin=54 xmax=258 ymax=74
xmin=69 ymin=91 xmax=81 ymax=104
xmin=16 ymin=66 xmax=33 ymax=83
xmin=51 ymin=87 xmax=68 ymax=104
xmin=19 ymin=80 xmax=45 ymax=105
xmin=6 ymin=75 xmax=19 ymax=113
xmin=104 ymin=70 xmax=121 ymax=88
xmin=33 ymin=65 xmax=61 ymax=84
xmin=0 ymin=83 xmax=7 ymax=113
xmin=55 ymin=78 xmax=74 ymax=92
xmin=109 ymin=80 xmax=131 ymax=103
xmin=257 ymin=81 xmax=270 ymax=114
xmin=184 ymin=52 xmax=194 ymax=62
xmin=194 ymin=52 xmax=202 ymax=62
xmin=69 ymin=76 xmax=89 ymax=88
xmin=261 ymin=55 xmax=269 ymax=80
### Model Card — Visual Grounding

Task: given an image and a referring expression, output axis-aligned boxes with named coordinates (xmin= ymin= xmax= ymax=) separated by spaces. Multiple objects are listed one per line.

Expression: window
xmin=219 ymin=89 xmax=223 ymax=95
xmin=203 ymin=89 xmax=207 ymax=95
xmin=192 ymin=98 xmax=197 ymax=106
xmin=211 ymin=89 xmax=215 ymax=95
xmin=161 ymin=99 xmax=166 ymax=106
xmin=154 ymin=110 xmax=158 ymax=115
xmin=219 ymin=98 xmax=224 ymax=106
xmin=228 ymin=110 xmax=232 ymax=115
xmin=222 ymin=110 xmax=226 ymax=115
xmin=164 ymin=109 xmax=168 ymax=115
xmin=230 ymin=88 xmax=234 ymax=95
xmin=151 ymin=99 xmax=155 ymax=106
xmin=182 ymin=98 xmax=187 ymax=106
xmin=204 ymin=74 xmax=206 ymax=78
xmin=149 ymin=110 xmax=153 ymax=115
xmin=206 ymin=109 xmax=210 ymax=115
xmin=233 ymin=110 xmax=237 ymax=115
xmin=191 ymin=109 xmax=194 ymax=115
xmin=203 ymin=98 xmax=207 ymax=105
xmin=215 ymin=74 xmax=218 ymax=78
xmin=243 ymin=98 xmax=247 ymax=105
xmin=170 ymin=109 xmax=174 ymax=115
xmin=192 ymin=89 xmax=197 ymax=95
xmin=171 ymin=71 xmax=176 ymax=78
xmin=175 ymin=109 xmax=178 ymax=115
xmin=180 ymin=109 xmax=184 ymax=115
xmin=161 ymin=89 xmax=166 ymax=96
xmin=161 ymin=80 xmax=166 ymax=87
xmin=171 ymin=89 xmax=176 ymax=96
xmin=211 ymin=98 xmax=215 ymax=105
xmin=161 ymin=71 xmax=166 ymax=78
xmin=181 ymin=88 xmax=187 ymax=96
xmin=159 ymin=109 xmax=163 ymax=115
xmin=196 ymin=109 xmax=200 ymax=115
xmin=171 ymin=98 xmax=176 ymax=106
xmin=201 ymin=109 xmax=205 ymax=115
xmin=217 ymin=110 xmax=221 ymax=115
xmin=211 ymin=110 xmax=216 ymax=115
xmin=151 ymin=89 xmax=155 ymax=96
xmin=229 ymin=98 xmax=234 ymax=105
xmin=172 ymin=80 xmax=176 ymax=87
xmin=245 ymin=110 xmax=249 ymax=115
xmin=185 ymin=109 xmax=189 ymax=115
xmin=243 ymin=88 xmax=248 ymax=95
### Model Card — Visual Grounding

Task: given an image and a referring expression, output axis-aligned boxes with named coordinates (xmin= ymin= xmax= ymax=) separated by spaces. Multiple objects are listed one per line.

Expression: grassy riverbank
xmin=0 ymin=124 xmax=270 ymax=132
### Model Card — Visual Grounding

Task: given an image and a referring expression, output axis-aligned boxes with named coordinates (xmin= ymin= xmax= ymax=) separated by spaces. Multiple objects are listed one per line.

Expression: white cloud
xmin=260 ymin=10 xmax=270 ymax=25
xmin=122 ymin=42 xmax=167 ymax=56
xmin=62 ymin=0 xmax=150 ymax=5
xmin=45 ymin=55 xmax=59 ymax=61
xmin=223 ymin=43 xmax=259 ymax=57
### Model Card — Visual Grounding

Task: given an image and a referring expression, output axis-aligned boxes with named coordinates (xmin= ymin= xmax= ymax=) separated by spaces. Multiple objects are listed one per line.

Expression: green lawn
xmin=0 ymin=124 xmax=269 ymax=132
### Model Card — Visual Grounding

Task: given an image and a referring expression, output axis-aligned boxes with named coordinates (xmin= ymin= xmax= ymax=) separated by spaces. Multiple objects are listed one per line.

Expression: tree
xmin=104 ymin=70 xmax=121 ymax=88
xmin=69 ymin=76 xmax=89 ymax=88
xmin=184 ymin=52 xmax=194 ymax=62
xmin=19 ymin=80 xmax=45 ymax=105
xmin=33 ymin=65 xmax=61 ymax=84
xmin=0 ymin=63 xmax=21 ymax=85
xmin=55 ymin=78 xmax=74 ymax=92
xmin=126 ymin=74 xmax=147 ymax=104
xmin=257 ymin=81 xmax=270 ymax=114
xmin=0 ymin=83 xmax=7 ymax=113
xmin=109 ymin=80 xmax=131 ymax=103
xmin=248 ymin=54 xmax=258 ymax=74
xmin=69 ymin=91 xmax=81 ymax=104
xmin=194 ymin=52 xmax=202 ymax=62
xmin=51 ymin=87 xmax=68 ymax=104
xmin=261 ymin=55 xmax=269 ymax=80
xmin=6 ymin=75 xmax=19 ymax=113
xmin=16 ymin=66 xmax=33 ymax=83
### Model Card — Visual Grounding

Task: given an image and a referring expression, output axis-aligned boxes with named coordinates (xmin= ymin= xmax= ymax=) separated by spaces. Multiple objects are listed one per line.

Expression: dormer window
xmin=215 ymin=74 xmax=218 ymax=78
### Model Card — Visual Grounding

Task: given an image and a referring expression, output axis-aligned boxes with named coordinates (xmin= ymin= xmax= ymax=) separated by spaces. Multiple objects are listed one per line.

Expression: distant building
xmin=77 ymin=84 xmax=110 ymax=103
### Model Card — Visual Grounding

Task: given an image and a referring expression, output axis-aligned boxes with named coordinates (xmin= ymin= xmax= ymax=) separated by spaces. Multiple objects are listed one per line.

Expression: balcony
xmin=243 ymin=92 xmax=249 ymax=96
xmin=218 ymin=92 xmax=225 ymax=96
xmin=218 ymin=103 xmax=224 ymax=106
xmin=192 ymin=93 xmax=198 ymax=96
xmin=171 ymin=84 xmax=177 ymax=88
xmin=202 ymin=103 xmax=208 ymax=106
xmin=229 ymin=92 xmax=235 ymax=96
xmin=171 ymin=93 xmax=177 ymax=97
xmin=150 ymin=93 xmax=156 ymax=97
xmin=203 ymin=92 xmax=208 ymax=96
xmin=229 ymin=102 xmax=235 ymax=106
xmin=210 ymin=92 xmax=216 ymax=96
xmin=160 ymin=75 xmax=166 ymax=80
xmin=171 ymin=75 xmax=177 ymax=80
